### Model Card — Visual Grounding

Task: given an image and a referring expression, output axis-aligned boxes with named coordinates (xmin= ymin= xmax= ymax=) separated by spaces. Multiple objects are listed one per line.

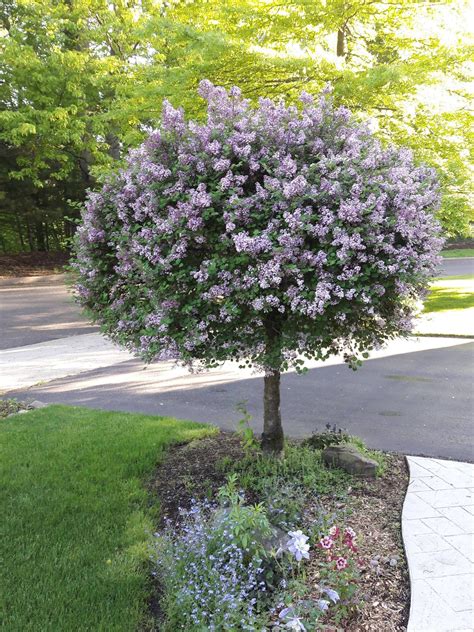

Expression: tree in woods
xmin=0 ymin=0 xmax=472 ymax=254
xmin=73 ymin=82 xmax=442 ymax=453
xmin=164 ymin=0 xmax=473 ymax=237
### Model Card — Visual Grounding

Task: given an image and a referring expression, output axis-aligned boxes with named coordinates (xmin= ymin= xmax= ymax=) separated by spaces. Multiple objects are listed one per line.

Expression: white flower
xmin=287 ymin=530 xmax=310 ymax=562
xmin=279 ymin=609 xmax=307 ymax=632
xmin=285 ymin=617 xmax=306 ymax=631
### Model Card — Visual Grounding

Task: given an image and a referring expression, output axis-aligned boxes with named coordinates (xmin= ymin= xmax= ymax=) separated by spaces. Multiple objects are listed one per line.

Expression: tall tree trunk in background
xmin=337 ymin=28 xmax=345 ymax=56
xmin=35 ymin=220 xmax=46 ymax=251
xmin=25 ymin=218 xmax=34 ymax=251
xmin=14 ymin=213 xmax=25 ymax=251
xmin=106 ymin=132 xmax=121 ymax=160
xmin=261 ymin=370 xmax=284 ymax=455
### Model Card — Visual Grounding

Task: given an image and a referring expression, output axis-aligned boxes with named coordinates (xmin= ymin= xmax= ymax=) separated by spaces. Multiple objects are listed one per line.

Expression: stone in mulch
xmin=323 ymin=444 xmax=378 ymax=478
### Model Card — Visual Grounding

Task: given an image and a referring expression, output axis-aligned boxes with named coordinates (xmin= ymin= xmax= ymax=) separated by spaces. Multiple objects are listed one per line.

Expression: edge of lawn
xmin=0 ymin=404 xmax=217 ymax=631
xmin=441 ymin=249 xmax=474 ymax=258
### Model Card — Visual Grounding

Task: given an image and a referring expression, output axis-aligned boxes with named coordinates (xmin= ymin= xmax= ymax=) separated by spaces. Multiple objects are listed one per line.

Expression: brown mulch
xmin=313 ymin=454 xmax=410 ymax=631
xmin=147 ymin=435 xmax=409 ymax=631
xmin=147 ymin=432 xmax=245 ymax=525
xmin=0 ymin=251 xmax=70 ymax=276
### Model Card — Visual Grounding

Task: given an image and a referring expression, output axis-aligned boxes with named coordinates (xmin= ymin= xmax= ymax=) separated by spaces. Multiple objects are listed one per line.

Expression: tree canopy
xmin=1 ymin=0 xmax=472 ymax=253
xmin=73 ymin=82 xmax=442 ymax=451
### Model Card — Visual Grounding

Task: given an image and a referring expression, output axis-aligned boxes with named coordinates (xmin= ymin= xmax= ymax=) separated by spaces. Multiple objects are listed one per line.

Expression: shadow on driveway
xmin=11 ymin=340 xmax=474 ymax=462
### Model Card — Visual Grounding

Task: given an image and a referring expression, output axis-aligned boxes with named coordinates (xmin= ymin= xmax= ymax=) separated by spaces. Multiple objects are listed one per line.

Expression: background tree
xmin=162 ymin=0 xmax=473 ymax=237
xmin=73 ymin=83 xmax=443 ymax=454
xmin=1 ymin=0 xmax=471 ymax=253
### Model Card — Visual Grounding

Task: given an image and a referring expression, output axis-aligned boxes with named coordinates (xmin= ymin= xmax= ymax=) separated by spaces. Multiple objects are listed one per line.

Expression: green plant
xmin=227 ymin=442 xmax=350 ymax=498
xmin=235 ymin=401 xmax=261 ymax=455
xmin=304 ymin=424 xmax=352 ymax=450
xmin=223 ymin=442 xmax=349 ymax=538
xmin=216 ymin=474 xmax=273 ymax=554
xmin=316 ymin=525 xmax=362 ymax=623
xmin=0 ymin=398 xmax=25 ymax=418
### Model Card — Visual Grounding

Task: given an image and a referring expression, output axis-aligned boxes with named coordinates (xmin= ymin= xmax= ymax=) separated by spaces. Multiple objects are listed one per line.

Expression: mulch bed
xmin=147 ymin=434 xmax=409 ymax=631
xmin=0 ymin=251 xmax=69 ymax=276
xmin=320 ymin=454 xmax=410 ymax=631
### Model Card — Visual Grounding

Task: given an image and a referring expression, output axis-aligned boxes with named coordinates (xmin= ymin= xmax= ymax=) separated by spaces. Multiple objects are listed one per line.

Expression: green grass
xmin=441 ymin=248 xmax=474 ymax=258
xmin=0 ymin=405 xmax=216 ymax=631
xmin=423 ymin=275 xmax=474 ymax=313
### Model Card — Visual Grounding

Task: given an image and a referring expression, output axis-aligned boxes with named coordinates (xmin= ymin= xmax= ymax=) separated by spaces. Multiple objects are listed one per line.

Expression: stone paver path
xmin=403 ymin=456 xmax=474 ymax=631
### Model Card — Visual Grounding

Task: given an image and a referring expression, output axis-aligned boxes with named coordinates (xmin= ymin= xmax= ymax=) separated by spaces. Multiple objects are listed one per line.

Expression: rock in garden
xmin=322 ymin=444 xmax=378 ymax=478
xmin=29 ymin=400 xmax=48 ymax=409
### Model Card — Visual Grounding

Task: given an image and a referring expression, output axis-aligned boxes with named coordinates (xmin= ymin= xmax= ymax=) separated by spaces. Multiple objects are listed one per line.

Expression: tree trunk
xmin=337 ymin=28 xmax=345 ymax=57
xmin=35 ymin=220 xmax=46 ymax=251
xmin=261 ymin=370 xmax=284 ymax=456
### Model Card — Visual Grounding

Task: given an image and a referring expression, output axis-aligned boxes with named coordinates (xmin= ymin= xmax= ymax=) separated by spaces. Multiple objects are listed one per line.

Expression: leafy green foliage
xmin=221 ymin=442 xmax=350 ymax=529
xmin=0 ymin=0 xmax=472 ymax=253
xmin=304 ymin=424 xmax=353 ymax=451
xmin=0 ymin=397 xmax=25 ymax=418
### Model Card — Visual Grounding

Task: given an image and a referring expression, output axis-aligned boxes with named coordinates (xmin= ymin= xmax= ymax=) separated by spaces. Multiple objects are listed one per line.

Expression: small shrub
xmin=304 ymin=423 xmax=352 ymax=450
xmin=0 ymin=398 xmax=25 ymax=418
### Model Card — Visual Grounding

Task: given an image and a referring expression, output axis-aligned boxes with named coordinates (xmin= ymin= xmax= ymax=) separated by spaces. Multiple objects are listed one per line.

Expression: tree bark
xmin=337 ymin=28 xmax=345 ymax=57
xmin=261 ymin=370 xmax=284 ymax=456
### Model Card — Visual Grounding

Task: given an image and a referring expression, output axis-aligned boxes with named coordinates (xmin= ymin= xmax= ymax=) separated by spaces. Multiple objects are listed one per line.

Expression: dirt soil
xmin=0 ymin=251 xmax=70 ymax=276
xmin=148 ymin=435 xmax=409 ymax=631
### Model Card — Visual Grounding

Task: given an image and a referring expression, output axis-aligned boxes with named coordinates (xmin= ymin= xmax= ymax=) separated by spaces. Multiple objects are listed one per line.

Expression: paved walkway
xmin=415 ymin=308 xmax=474 ymax=338
xmin=403 ymin=456 xmax=474 ymax=631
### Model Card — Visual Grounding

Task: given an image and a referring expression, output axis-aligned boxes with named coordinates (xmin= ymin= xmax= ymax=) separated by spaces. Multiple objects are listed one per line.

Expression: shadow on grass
xmin=423 ymin=287 xmax=474 ymax=313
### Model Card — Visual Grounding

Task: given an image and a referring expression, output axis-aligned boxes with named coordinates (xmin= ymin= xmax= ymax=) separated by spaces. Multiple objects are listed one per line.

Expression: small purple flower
xmin=322 ymin=587 xmax=340 ymax=603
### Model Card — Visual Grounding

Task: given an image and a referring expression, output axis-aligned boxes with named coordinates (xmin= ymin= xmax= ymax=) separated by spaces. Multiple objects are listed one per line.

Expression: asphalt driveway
xmin=8 ymin=337 xmax=474 ymax=462
xmin=2 ymin=258 xmax=473 ymax=462
xmin=0 ymin=274 xmax=97 ymax=349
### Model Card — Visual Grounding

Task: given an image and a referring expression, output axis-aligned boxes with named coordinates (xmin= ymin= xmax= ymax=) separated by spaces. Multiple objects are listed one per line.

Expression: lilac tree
xmin=74 ymin=81 xmax=443 ymax=454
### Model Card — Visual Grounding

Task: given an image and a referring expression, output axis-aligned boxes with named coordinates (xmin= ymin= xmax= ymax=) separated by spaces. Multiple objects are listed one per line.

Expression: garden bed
xmin=148 ymin=432 xmax=409 ymax=631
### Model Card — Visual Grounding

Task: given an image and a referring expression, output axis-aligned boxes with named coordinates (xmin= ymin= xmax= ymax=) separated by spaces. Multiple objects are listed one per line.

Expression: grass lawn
xmin=0 ymin=405 xmax=215 ymax=631
xmin=424 ymin=275 xmax=474 ymax=313
xmin=441 ymin=248 xmax=474 ymax=258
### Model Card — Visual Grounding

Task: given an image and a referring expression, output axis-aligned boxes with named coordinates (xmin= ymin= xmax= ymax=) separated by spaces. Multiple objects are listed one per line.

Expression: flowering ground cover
xmin=149 ymin=431 xmax=409 ymax=631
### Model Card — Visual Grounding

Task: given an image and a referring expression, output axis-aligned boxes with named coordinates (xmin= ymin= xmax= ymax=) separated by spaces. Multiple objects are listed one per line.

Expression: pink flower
xmin=319 ymin=536 xmax=334 ymax=550
xmin=329 ymin=525 xmax=340 ymax=538
xmin=335 ymin=557 xmax=348 ymax=570
xmin=344 ymin=527 xmax=356 ymax=539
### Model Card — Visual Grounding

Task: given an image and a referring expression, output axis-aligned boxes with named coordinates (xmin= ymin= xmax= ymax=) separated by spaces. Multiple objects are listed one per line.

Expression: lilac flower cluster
xmin=152 ymin=500 xmax=267 ymax=630
xmin=74 ymin=81 xmax=443 ymax=371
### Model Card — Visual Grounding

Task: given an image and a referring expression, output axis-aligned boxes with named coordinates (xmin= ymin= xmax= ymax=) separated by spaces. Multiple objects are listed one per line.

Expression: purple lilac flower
xmin=73 ymin=80 xmax=443 ymax=373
